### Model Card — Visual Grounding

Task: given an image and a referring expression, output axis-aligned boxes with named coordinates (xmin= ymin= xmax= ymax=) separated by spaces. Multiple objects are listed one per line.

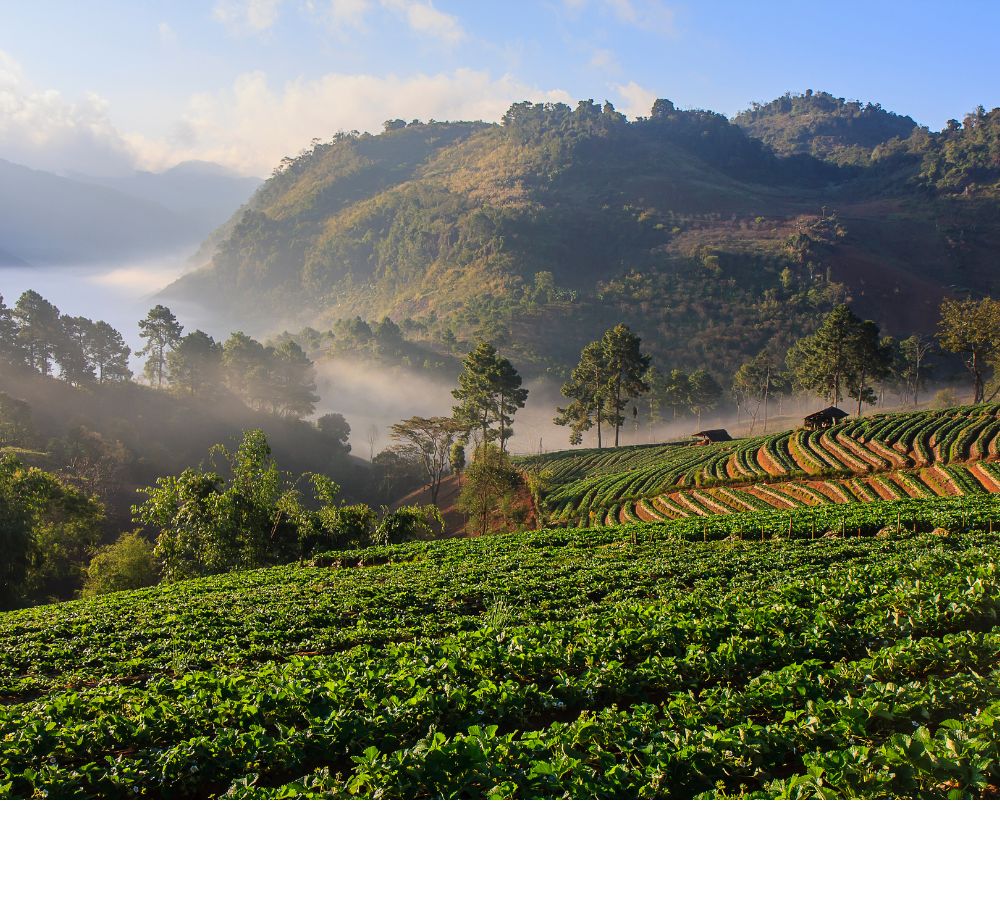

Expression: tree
xmin=937 ymin=296 xmax=1000 ymax=403
xmin=134 ymin=430 xmax=299 ymax=579
xmin=449 ymin=441 xmax=466 ymax=479
xmin=268 ymin=340 xmax=319 ymax=418
xmin=732 ymin=353 xmax=788 ymax=433
xmin=13 ymin=290 xmax=62 ymax=375
xmin=846 ymin=320 xmax=893 ymax=416
xmin=601 ymin=324 xmax=650 ymax=447
xmin=555 ymin=340 xmax=607 ymax=446
xmin=56 ymin=315 xmax=97 ymax=386
xmin=222 ymin=332 xmax=271 ymax=407
xmin=493 ymin=355 xmax=529 ymax=451
xmin=0 ymin=452 xmax=103 ymax=608
xmin=82 ymin=532 xmax=159 ymax=596
xmin=687 ymin=369 xmax=722 ymax=426
xmin=0 ymin=393 xmax=32 ymax=446
xmin=786 ymin=301 xmax=862 ymax=406
xmin=0 ymin=293 xmax=18 ymax=363
xmin=88 ymin=321 xmax=132 ymax=383
xmin=642 ymin=365 xmax=665 ymax=430
xmin=895 ymin=335 xmax=934 ymax=406
xmin=389 ymin=416 xmax=461 ymax=505
xmin=168 ymin=330 xmax=222 ymax=396
xmin=317 ymin=413 xmax=352 ymax=453
xmin=137 ymin=305 xmax=183 ymax=388
xmin=133 ymin=430 xmax=423 ymax=581
xmin=662 ymin=369 xmax=692 ymax=421
xmin=373 ymin=505 xmax=444 ymax=546
xmin=452 ymin=342 xmax=527 ymax=452
xmin=456 ymin=444 xmax=525 ymax=536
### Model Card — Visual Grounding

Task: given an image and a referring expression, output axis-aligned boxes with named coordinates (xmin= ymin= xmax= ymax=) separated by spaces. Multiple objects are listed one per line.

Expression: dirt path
xmin=968 ymin=462 xmax=1000 ymax=494
xmin=756 ymin=445 xmax=784 ymax=476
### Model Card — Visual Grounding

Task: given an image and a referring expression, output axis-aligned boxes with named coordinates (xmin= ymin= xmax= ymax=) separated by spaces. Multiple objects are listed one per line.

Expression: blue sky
xmin=2 ymin=0 xmax=998 ymax=176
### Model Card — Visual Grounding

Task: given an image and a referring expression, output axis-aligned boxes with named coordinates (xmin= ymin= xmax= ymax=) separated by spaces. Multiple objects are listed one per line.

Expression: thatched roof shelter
xmin=692 ymin=429 xmax=732 ymax=444
xmin=804 ymin=406 xmax=848 ymax=430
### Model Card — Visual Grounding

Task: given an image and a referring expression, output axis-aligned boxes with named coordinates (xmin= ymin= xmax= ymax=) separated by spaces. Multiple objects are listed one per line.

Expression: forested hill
xmin=164 ymin=94 xmax=1000 ymax=377
xmin=733 ymin=90 xmax=920 ymax=165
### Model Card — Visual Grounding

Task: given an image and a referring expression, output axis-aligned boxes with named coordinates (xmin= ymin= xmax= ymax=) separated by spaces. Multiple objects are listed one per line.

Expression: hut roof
xmin=693 ymin=429 xmax=732 ymax=442
xmin=804 ymin=406 xmax=848 ymax=422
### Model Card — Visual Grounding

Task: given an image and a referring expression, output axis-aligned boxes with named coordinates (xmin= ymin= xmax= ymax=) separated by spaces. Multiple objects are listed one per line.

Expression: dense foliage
xmin=1 ymin=495 xmax=999 ymax=798
xmin=133 ymin=429 xmax=441 ymax=581
xmin=734 ymin=91 xmax=919 ymax=165
xmin=0 ymin=452 xmax=102 ymax=608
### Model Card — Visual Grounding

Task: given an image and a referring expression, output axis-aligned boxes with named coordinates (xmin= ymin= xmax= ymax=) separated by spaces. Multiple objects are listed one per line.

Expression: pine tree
xmin=555 ymin=340 xmax=607 ymax=447
xmin=687 ymin=369 xmax=722 ymax=427
xmin=452 ymin=342 xmax=527 ymax=452
xmin=601 ymin=324 xmax=650 ymax=447
xmin=268 ymin=340 xmax=319 ymax=418
xmin=13 ymin=290 xmax=63 ymax=375
xmin=846 ymin=321 xmax=892 ymax=416
xmin=0 ymin=294 xmax=19 ymax=364
xmin=222 ymin=332 xmax=271 ymax=409
xmin=89 ymin=321 xmax=132 ymax=383
xmin=56 ymin=315 xmax=96 ymax=386
xmin=168 ymin=331 xmax=223 ymax=396
xmin=137 ymin=305 xmax=183 ymax=388
xmin=786 ymin=301 xmax=861 ymax=406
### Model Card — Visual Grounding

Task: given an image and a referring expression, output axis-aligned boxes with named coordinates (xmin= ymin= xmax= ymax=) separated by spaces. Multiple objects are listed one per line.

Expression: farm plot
xmin=2 ymin=496 xmax=1000 ymax=799
xmin=527 ymin=407 xmax=1000 ymax=527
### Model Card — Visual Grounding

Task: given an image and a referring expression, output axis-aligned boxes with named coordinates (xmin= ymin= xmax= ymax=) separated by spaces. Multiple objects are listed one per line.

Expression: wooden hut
xmin=692 ymin=429 xmax=732 ymax=445
xmin=803 ymin=406 xmax=848 ymax=431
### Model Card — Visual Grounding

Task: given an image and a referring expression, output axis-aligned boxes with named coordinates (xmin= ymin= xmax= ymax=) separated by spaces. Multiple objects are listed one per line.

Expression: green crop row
xmin=2 ymin=495 xmax=1000 ymax=798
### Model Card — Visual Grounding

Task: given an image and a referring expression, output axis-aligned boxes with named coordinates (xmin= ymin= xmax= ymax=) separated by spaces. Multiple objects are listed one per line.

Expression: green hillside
xmin=165 ymin=95 xmax=1000 ymax=376
xmin=2 ymin=493 xmax=999 ymax=798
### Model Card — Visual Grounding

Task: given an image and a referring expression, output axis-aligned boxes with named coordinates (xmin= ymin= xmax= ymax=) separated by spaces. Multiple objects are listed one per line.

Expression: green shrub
xmin=83 ymin=532 xmax=159 ymax=596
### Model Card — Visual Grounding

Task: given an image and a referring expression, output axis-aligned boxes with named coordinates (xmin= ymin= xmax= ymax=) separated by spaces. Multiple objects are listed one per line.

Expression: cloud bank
xmin=0 ymin=49 xmax=572 ymax=176
xmin=0 ymin=51 xmax=136 ymax=175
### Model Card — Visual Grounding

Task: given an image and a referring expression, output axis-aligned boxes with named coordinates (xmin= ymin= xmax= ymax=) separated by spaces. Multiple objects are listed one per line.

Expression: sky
xmin=2 ymin=0 xmax=998 ymax=178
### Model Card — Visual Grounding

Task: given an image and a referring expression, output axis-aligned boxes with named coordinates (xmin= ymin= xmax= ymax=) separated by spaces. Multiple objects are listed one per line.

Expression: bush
xmin=83 ymin=532 xmax=159 ymax=596
xmin=374 ymin=505 xmax=444 ymax=546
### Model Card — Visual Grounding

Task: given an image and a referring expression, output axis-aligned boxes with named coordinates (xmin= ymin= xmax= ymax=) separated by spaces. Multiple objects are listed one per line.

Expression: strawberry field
xmin=2 ymin=494 xmax=999 ymax=799
xmin=521 ymin=406 xmax=1000 ymax=527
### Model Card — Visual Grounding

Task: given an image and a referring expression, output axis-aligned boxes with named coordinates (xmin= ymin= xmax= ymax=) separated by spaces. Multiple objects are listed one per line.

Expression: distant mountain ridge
xmin=0 ymin=159 xmax=261 ymax=267
xmin=149 ymin=92 xmax=1000 ymax=377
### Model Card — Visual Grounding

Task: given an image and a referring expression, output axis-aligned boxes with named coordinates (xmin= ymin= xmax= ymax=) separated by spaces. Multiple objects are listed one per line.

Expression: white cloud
xmin=0 ymin=51 xmax=136 ymax=175
xmin=589 ymin=48 xmax=617 ymax=71
xmin=212 ymin=0 xmax=285 ymax=34
xmin=381 ymin=1 xmax=464 ymax=44
xmin=613 ymin=80 xmax=657 ymax=118
xmin=329 ymin=0 xmax=372 ymax=30
xmin=0 ymin=50 xmax=569 ymax=178
xmin=166 ymin=68 xmax=570 ymax=174
xmin=158 ymin=22 xmax=178 ymax=45
xmin=563 ymin=0 xmax=677 ymax=35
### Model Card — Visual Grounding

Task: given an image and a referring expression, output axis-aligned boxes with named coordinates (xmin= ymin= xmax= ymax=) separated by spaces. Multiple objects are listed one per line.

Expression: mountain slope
xmin=164 ymin=96 xmax=1000 ymax=376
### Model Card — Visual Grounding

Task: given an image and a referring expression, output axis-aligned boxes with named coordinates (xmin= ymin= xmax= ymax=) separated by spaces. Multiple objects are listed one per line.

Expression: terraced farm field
xmin=2 ymin=495 xmax=1000 ymax=799
xmin=520 ymin=406 xmax=1000 ymax=528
